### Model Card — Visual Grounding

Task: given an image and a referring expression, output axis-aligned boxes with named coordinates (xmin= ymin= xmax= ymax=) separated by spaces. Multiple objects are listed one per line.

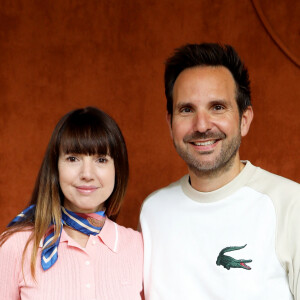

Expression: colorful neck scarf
xmin=8 ymin=205 xmax=106 ymax=270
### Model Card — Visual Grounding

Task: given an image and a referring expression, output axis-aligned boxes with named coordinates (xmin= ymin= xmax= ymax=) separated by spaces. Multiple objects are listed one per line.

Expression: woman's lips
xmin=76 ymin=186 xmax=98 ymax=194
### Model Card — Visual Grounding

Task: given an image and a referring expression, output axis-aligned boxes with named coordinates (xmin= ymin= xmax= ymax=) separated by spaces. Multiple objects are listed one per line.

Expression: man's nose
xmin=193 ymin=110 xmax=212 ymax=133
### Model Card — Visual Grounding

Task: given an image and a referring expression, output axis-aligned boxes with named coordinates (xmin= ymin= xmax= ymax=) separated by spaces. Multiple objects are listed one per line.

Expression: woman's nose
xmin=80 ymin=160 xmax=94 ymax=181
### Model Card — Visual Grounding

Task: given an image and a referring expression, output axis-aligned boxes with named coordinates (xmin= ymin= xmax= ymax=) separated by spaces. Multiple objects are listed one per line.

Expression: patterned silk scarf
xmin=8 ymin=205 xmax=106 ymax=270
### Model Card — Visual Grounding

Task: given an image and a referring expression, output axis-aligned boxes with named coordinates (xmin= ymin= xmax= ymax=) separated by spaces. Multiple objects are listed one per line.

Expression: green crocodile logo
xmin=216 ymin=244 xmax=252 ymax=270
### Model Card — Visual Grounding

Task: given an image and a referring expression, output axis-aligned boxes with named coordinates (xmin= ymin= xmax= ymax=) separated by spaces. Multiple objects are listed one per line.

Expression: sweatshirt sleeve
xmin=248 ymin=167 xmax=300 ymax=300
xmin=273 ymin=181 xmax=300 ymax=300
xmin=282 ymin=197 xmax=300 ymax=300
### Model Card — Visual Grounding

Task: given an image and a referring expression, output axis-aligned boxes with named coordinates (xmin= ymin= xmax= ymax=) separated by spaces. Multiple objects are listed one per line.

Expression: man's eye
xmin=213 ymin=105 xmax=224 ymax=111
xmin=180 ymin=107 xmax=192 ymax=113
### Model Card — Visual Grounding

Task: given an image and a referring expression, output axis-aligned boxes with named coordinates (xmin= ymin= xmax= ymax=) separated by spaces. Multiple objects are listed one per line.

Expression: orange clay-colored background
xmin=0 ymin=0 xmax=299 ymax=232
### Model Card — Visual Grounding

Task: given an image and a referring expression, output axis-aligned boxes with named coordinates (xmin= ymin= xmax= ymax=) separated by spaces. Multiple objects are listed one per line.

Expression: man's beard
xmin=173 ymin=130 xmax=241 ymax=178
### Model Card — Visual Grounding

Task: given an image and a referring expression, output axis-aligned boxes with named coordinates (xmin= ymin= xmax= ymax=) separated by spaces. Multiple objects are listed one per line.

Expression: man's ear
xmin=241 ymin=106 xmax=253 ymax=137
xmin=166 ymin=112 xmax=173 ymax=138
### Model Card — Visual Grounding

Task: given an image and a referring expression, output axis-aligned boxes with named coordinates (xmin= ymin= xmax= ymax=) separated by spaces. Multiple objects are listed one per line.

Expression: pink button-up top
xmin=0 ymin=219 xmax=143 ymax=300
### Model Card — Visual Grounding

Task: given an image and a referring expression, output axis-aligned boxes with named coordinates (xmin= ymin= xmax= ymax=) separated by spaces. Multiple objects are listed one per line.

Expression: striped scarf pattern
xmin=8 ymin=205 xmax=106 ymax=270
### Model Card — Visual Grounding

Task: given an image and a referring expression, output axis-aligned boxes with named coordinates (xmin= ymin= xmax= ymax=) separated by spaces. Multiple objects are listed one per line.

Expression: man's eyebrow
xmin=209 ymin=99 xmax=230 ymax=106
xmin=175 ymin=102 xmax=194 ymax=109
xmin=175 ymin=99 xmax=232 ymax=109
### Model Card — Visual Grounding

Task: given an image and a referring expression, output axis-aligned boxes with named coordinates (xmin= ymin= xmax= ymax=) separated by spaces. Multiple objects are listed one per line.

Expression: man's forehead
xmin=173 ymin=66 xmax=236 ymax=98
xmin=175 ymin=65 xmax=234 ymax=84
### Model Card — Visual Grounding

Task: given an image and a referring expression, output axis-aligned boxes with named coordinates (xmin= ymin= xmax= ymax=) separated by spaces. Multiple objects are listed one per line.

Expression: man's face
xmin=169 ymin=66 xmax=252 ymax=176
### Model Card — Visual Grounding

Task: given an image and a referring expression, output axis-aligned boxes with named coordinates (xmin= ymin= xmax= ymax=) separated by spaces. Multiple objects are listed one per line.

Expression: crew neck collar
xmin=181 ymin=161 xmax=256 ymax=203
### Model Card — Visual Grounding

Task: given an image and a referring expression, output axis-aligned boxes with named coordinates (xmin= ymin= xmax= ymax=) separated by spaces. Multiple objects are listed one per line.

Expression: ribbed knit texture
xmin=0 ymin=219 xmax=143 ymax=300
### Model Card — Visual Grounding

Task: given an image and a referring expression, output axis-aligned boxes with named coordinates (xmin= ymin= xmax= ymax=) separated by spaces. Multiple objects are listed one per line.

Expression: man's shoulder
xmin=141 ymin=175 xmax=187 ymax=210
xmin=246 ymin=163 xmax=299 ymax=206
xmin=248 ymin=163 xmax=299 ymax=192
xmin=147 ymin=175 xmax=186 ymax=197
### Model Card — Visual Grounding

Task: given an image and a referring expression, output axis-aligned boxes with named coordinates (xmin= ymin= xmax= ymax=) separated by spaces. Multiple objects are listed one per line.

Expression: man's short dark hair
xmin=165 ymin=43 xmax=251 ymax=117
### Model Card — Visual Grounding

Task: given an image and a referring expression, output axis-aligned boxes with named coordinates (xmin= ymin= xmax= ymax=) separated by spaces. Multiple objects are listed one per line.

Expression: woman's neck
xmin=63 ymin=226 xmax=89 ymax=248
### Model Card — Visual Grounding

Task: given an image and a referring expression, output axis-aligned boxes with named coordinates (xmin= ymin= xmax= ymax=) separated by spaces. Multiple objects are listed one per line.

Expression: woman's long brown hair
xmin=0 ymin=107 xmax=129 ymax=279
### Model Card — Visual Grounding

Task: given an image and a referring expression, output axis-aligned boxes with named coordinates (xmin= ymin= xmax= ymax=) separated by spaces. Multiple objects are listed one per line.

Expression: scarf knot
xmin=8 ymin=205 xmax=106 ymax=270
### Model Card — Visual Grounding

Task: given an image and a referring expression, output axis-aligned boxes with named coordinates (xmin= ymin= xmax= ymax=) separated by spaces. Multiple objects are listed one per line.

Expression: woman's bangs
xmin=59 ymin=125 xmax=110 ymax=156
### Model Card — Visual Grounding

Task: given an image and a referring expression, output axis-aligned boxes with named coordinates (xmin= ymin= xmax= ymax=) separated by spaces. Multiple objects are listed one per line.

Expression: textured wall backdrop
xmin=0 ymin=0 xmax=299 ymax=232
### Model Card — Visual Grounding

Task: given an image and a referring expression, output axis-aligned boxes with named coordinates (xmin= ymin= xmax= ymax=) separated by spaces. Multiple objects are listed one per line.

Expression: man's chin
xmin=186 ymin=154 xmax=238 ymax=178
xmin=188 ymin=162 xmax=220 ymax=174
xmin=181 ymin=152 xmax=220 ymax=171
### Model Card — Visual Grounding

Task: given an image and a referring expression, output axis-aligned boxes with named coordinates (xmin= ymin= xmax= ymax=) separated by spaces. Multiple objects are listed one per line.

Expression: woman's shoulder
xmin=117 ymin=223 xmax=142 ymax=240
xmin=0 ymin=229 xmax=32 ymax=251
xmin=106 ymin=219 xmax=143 ymax=249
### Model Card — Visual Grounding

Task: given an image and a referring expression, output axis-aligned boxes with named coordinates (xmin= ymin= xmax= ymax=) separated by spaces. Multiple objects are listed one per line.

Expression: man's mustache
xmin=183 ymin=131 xmax=226 ymax=142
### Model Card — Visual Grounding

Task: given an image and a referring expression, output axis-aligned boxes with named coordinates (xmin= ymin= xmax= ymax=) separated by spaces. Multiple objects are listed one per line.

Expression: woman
xmin=0 ymin=107 xmax=143 ymax=300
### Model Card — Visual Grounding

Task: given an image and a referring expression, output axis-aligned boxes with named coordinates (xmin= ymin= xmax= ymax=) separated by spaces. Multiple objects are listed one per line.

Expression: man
xmin=140 ymin=43 xmax=300 ymax=300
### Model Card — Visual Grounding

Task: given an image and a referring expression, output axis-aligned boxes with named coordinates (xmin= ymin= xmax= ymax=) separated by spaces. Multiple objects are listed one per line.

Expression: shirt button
xmin=85 ymin=260 xmax=90 ymax=266
xmin=92 ymin=240 xmax=96 ymax=245
xmin=86 ymin=283 xmax=91 ymax=289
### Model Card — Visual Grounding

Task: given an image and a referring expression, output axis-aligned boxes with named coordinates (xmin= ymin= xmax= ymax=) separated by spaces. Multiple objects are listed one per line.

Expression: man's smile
xmin=191 ymin=140 xmax=219 ymax=146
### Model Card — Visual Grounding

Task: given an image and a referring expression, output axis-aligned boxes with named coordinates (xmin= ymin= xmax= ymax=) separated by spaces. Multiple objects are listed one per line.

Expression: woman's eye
xmin=66 ymin=156 xmax=77 ymax=162
xmin=97 ymin=157 xmax=108 ymax=163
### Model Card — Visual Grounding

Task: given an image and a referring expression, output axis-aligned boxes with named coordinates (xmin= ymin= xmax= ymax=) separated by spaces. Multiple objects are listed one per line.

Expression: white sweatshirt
xmin=140 ymin=161 xmax=300 ymax=300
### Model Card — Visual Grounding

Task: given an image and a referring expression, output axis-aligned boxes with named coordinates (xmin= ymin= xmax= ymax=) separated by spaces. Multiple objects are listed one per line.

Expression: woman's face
xmin=58 ymin=152 xmax=115 ymax=213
